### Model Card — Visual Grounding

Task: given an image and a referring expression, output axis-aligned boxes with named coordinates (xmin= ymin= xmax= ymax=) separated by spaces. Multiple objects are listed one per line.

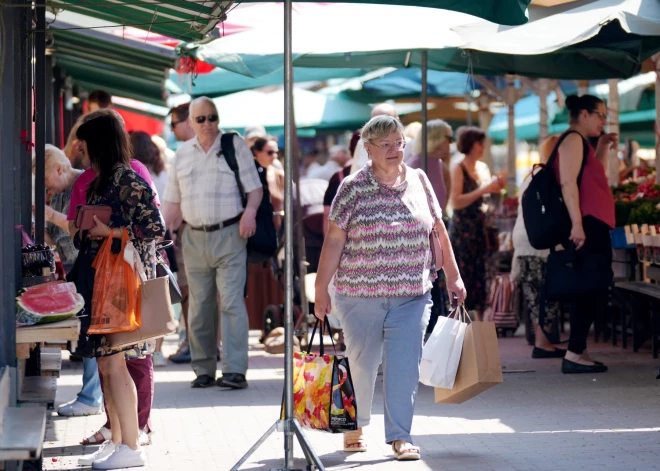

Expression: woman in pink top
xmin=554 ymin=94 xmax=617 ymax=375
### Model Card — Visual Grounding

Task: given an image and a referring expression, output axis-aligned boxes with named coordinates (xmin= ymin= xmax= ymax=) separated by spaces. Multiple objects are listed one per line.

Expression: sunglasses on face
xmin=170 ymin=119 xmax=184 ymax=129
xmin=266 ymin=150 xmax=278 ymax=156
xmin=194 ymin=114 xmax=219 ymax=124
xmin=446 ymin=135 xmax=455 ymax=143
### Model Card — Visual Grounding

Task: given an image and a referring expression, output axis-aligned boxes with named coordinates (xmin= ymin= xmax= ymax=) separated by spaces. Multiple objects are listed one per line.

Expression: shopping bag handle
xmin=447 ymin=304 xmax=472 ymax=324
xmin=307 ymin=318 xmax=337 ymax=356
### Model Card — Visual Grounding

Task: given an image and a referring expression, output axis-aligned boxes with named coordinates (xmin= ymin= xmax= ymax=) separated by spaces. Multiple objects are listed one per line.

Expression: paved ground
xmin=43 ymin=330 xmax=660 ymax=471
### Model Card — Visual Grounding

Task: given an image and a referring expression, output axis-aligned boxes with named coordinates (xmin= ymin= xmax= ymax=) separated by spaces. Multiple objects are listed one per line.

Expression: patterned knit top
xmin=329 ymin=162 xmax=443 ymax=298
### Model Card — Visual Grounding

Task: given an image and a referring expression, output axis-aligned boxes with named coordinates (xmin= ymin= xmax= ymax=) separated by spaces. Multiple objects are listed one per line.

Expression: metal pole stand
xmin=231 ymin=1 xmax=323 ymax=469
xmin=230 ymin=419 xmax=324 ymax=471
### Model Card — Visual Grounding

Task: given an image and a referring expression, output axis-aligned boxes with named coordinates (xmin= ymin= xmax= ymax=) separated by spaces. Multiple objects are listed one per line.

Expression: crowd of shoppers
xmin=38 ymin=84 xmax=618 ymax=467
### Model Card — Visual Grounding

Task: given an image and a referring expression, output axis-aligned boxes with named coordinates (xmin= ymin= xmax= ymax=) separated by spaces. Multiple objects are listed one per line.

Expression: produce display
xmin=613 ymin=171 xmax=660 ymax=227
xmin=15 ymin=282 xmax=84 ymax=326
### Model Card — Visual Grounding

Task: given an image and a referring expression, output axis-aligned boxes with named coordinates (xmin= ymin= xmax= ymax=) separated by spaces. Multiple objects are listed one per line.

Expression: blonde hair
xmin=361 ymin=115 xmax=404 ymax=143
xmin=404 ymin=121 xmax=422 ymax=140
xmin=412 ymin=119 xmax=452 ymax=156
xmin=33 ymin=144 xmax=71 ymax=174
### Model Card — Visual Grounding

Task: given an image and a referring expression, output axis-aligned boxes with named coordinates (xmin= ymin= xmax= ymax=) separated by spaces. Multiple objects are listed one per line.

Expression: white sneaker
xmin=58 ymin=399 xmax=102 ymax=417
xmin=93 ymin=444 xmax=146 ymax=469
xmin=152 ymin=352 xmax=167 ymax=367
xmin=79 ymin=440 xmax=116 ymax=466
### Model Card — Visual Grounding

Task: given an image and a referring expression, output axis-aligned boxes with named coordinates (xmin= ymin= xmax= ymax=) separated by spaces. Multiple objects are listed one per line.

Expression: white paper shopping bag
xmin=419 ymin=306 xmax=469 ymax=389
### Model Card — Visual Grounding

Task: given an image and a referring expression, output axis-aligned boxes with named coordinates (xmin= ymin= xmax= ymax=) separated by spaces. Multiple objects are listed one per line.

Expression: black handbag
xmin=155 ymin=240 xmax=182 ymax=305
xmin=545 ymin=244 xmax=612 ymax=302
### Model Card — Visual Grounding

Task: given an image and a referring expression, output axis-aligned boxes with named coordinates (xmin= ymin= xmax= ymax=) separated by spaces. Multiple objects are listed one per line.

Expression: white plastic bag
xmin=419 ymin=305 xmax=469 ymax=389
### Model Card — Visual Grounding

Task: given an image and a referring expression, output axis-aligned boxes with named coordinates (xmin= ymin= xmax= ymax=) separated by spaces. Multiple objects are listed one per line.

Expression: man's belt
xmin=189 ymin=214 xmax=242 ymax=232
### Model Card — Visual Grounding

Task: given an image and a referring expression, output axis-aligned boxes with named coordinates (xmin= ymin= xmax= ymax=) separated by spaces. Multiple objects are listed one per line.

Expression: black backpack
xmin=522 ymin=130 xmax=588 ymax=250
xmin=219 ymin=133 xmax=278 ymax=264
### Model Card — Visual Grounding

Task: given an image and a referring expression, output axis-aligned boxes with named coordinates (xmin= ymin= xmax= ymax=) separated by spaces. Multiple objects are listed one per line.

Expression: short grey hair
xmin=33 ymin=144 xmax=70 ymax=174
xmin=361 ymin=115 xmax=405 ymax=143
xmin=189 ymin=96 xmax=218 ymax=119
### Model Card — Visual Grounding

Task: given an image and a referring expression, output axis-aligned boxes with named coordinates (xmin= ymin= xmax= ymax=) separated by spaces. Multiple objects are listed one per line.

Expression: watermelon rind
xmin=16 ymin=291 xmax=84 ymax=326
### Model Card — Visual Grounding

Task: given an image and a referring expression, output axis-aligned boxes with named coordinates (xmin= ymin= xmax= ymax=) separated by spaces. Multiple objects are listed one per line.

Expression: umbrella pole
xmin=505 ymin=75 xmax=517 ymax=195
xmin=231 ymin=1 xmax=323 ymax=469
xmin=421 ymin=50 xmax=428 ymax=172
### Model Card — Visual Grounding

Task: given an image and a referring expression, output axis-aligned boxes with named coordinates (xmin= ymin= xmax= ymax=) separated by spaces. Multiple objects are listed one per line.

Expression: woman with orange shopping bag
xmin=68 ymin=110 xmax=165 ymax=470
xmin=315 ymin=115 xmax=466 ymax=461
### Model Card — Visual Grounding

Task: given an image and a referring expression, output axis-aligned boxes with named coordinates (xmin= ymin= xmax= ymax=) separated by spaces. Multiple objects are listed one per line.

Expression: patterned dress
xmin=449 ymin=164 xmax=487 ymax=312
xmin=69 ymin=165 xmax=165 ymax=358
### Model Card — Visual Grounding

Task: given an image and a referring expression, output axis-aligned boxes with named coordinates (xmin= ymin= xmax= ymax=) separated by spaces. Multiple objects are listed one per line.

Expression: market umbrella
xmin=170 ymin=67 xmax=373 ymax=97
xmin=177 ymin=0 xmax=660 ymax=80
xmin=213 ymin=88 xmax=374 ymax=131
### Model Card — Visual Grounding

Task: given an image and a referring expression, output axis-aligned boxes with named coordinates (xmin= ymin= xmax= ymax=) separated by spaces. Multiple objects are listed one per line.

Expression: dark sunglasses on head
xmin=194 ymin=114 xmax=219 ymax=124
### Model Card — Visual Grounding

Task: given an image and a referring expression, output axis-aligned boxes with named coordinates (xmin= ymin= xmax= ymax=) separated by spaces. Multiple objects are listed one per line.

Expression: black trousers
xmin=567 ymin=216 xmax=612 ymax=354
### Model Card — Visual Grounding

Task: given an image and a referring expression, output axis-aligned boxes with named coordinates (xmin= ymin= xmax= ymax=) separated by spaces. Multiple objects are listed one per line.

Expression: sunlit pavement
xmin=43 ymin=330 xmax=660 ymax=470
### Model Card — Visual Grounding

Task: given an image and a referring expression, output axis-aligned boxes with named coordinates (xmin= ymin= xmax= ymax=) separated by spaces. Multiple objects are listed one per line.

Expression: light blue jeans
xmin=78 ymin=357 xmax=103 ymax=408
xmin=333 ymin=292 xmax=432 ymax=444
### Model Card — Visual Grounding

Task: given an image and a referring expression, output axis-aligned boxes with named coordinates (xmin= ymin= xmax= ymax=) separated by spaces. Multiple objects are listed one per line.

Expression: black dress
xmin=448 ymin=164 xmax=487 ymax=312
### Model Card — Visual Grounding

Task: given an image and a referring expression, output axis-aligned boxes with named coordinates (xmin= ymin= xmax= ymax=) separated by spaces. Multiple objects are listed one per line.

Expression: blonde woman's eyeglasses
xmin=369 ymin=140 xmax=406 ymax=152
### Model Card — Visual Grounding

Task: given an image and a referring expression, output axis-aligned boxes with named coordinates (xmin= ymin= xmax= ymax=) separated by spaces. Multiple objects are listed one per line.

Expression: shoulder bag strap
xmin=416 ymin=169 xmax=439 ymax=224
xmin=548 ymin=130 xmax=589 ymax=187
xmin=218 ymin=132 xmax=247 ymax=207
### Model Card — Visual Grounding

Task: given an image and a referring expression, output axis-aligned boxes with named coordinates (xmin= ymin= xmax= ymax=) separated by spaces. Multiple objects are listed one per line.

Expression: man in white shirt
xmin=164 ymin=97 xmax=263 ymax=389
xmin=307 ymin=145 xmax=351 ymax=181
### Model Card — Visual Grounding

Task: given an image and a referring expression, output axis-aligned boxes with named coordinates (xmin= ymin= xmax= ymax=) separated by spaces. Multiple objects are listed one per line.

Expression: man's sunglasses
xmin=170 ymin=119 xmax=185 ymax=129
xmin=194 ymin=114 xmax=219 ymax=124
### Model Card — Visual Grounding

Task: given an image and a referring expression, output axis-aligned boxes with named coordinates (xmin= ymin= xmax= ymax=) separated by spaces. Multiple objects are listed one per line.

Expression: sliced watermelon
xmin=18 ymin=281 xmax=76 ymax=296
xmin=16 ymin=291 xmax=84 ymax=326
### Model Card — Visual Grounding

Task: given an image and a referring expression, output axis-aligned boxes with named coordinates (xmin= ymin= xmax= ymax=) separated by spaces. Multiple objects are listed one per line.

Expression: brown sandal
xmin=343 ymin=430 xmax=367 ymax=452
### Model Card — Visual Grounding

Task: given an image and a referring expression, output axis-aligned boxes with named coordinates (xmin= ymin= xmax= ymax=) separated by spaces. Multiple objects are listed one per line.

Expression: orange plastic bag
xmin=88 ymin=229 xmax=141 ymax=334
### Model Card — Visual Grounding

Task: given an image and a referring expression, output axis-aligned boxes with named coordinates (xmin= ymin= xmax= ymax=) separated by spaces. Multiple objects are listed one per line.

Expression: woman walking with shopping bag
xmin=68 ymin=110 xmax=165 ymax=469
xmin=315 ymin=115 xmax=466 ymax=461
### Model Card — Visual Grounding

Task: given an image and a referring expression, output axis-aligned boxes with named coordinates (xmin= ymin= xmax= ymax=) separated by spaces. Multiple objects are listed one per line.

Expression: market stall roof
xmin=177 ymin=0 xmax=660 ymax=80
xmin=170 ymin=67 xmax=373 ymax=97
xmin=47 ymin=1 xmax=233 ymax=42
xmin=49 ymin=17 xmax=178 ymax=106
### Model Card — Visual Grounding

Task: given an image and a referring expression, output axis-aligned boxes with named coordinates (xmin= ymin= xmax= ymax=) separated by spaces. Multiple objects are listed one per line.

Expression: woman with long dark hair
xmin=69 ymin=110 xmax=165 ymax=469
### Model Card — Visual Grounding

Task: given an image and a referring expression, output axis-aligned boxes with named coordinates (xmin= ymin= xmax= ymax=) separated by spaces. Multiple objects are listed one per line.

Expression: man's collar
xmin=192 ymin=133 xmax=221 ymax=152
